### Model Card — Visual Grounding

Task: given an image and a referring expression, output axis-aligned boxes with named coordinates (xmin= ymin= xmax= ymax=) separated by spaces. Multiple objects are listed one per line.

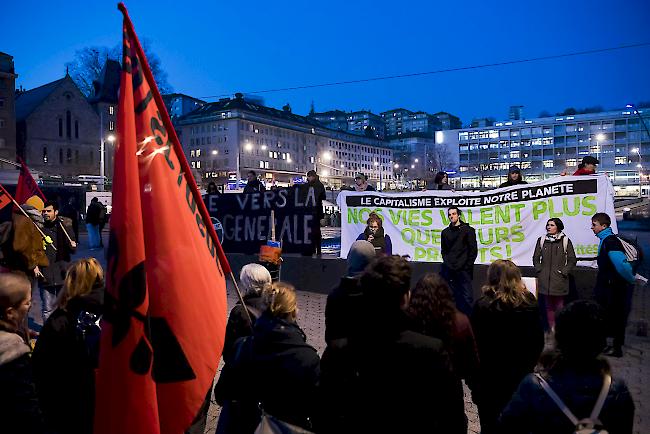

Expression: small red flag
xmin=94 ymin=4 xmax=230 ymax=434
xmin=0 ymin=183 xmax=15 ymax=211
xmin=15 ymin=157 xmax=46 ymax=210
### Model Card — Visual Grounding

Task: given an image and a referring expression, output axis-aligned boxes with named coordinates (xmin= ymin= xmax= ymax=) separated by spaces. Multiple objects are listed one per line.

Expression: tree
xmin=66 ymin=39 xmax=173 ymax=97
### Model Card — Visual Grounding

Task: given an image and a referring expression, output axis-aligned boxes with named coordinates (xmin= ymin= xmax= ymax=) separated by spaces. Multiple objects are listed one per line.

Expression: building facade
xmin=438 ymin=108 xmax=650 ymax=194
xmin=433 ymin=111 xmax=463 ymax=130
xmin=381 ymin=108 xmax=443 ymax=138
xmin=176 ymin=93 xmax=392 ymax=189
xmin=162 ymin=93 xmax=206 ymax=121
xmin=88 ymin=60 xmax=120 ymax=180
xmin=0 ymin=52 xmax=17 ymax=166
xmin=16 ymin=75 xmax=101 ymax=177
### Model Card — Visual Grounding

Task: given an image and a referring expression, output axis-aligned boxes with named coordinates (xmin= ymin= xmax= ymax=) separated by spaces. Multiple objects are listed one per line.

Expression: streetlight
xmin=374 ymin=160 xmax=381 ymax=191
xmin=632 ymin=147 xmax=642 ymax=196
xmin=100 ymin=134 xmax=115 ymax=192
xmin=211 ymin=150 xmax=218 ymax=155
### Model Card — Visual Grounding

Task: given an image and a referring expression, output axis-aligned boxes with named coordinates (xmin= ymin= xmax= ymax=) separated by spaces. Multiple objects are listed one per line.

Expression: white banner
xmin=337 ymin=175 xmax=616 ymax=266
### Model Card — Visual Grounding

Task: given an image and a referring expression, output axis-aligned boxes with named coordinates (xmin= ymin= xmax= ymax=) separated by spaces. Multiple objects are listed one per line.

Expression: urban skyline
xmin=2 ymin=0 xmax=650 ymax=124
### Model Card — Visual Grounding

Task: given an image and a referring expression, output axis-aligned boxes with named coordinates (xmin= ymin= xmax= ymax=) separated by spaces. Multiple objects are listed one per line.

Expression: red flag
xmin=94 ymin=4 xmax=230 ymax=434
xmin=0 ymin=183 xmax=15 ymax=211
xmin=15 ymin=157 xmax=46 ymax=210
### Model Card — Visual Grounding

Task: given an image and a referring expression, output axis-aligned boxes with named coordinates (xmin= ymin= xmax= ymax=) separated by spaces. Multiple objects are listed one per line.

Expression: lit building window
xmin=109 ymin=106 xmax=114 ymax=115
xmin=615 ymin=156 xmax=628 ymax=165
xmin=543 ymin=160 xmax=554 ymax=168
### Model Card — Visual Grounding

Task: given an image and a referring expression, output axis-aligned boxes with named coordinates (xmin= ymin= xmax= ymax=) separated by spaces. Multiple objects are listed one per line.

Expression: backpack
xmin=538 ymin=236 xmax=569 ymax=265
xmin=76 ymin=310 xmax=102 ymax=368
xmin=616 ymin=236 xmax=643 ymax=273
xmin=535 ymin=373 xmax=611 ymax=434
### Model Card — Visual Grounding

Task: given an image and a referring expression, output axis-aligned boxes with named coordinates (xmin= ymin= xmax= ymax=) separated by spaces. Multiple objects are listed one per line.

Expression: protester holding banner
xmin=0 ymin=272 xmax=45 ymax=434
xmin=39 ymin=200 xmax=76 ymax=323
xmin=499 ymin=166 xmax=528 ymax=188
xmin=427 ymin=171 xmax=453 ymax=190
xmin=441 ymin=207 xmax=478 ymax=315
xmin=352 ymin=172 xmax=375 ymax=192
xmin=471 ymin=260 xmax=544 ymax=434
xmin=307 ymin=170 xmax=326 ymax=256
xmin=532 ymin=217 xmax=577 ymax=332
xmin=573 ymin=156 xmax=599 ymax=175
xmin=591 ymin=212 xmax=636 ymax=358
xmin=243 ymin=170 xmax=266 ymax=193
xmin=356 ymin=212 xmax=392 ymax=255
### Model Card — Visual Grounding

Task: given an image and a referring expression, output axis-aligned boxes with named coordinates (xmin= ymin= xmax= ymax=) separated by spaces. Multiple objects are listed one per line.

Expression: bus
xmin=77 ymin=175 xmax=108 ymax=184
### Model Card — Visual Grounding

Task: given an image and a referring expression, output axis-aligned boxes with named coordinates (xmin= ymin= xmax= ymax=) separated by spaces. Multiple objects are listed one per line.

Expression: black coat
xmin=0 ymin=330 xmax=45 ymax=434
xmin=308 ymin=179 xmax=326 ymax=219
xmin=500 ymin=361 xmax=635 ymax=434
xmin=32 ymin=283 xmax=104 ymax=434
xmin=320 ymin=312 xmax=466 ymax=434
xmin=324 ymin=276 xmax=363 ymax=345
xmin=470 ymin=293 xmax=545 ymax=432
xmin=499 ymin=179 xmax=528 ymax=188
xmin=41 ymin=217 xmax=76 ymax=288
xmin=217 ymin=312 xmax=320 ymax=433
xmin=441 ymin=222 xmax=478 ymax=272
xmin=222 ymin=291 xmax=267 ymax=361
xmin=243 ymin=179 xmax=265 ymax=194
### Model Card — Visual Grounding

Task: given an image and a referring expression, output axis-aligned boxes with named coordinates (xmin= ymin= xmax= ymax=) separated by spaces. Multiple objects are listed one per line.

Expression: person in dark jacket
xmin=216 ymin=282 xmax=320 ymax=434
xmin=532 ymin=218 xmax=577 ymax=332
xmin=243 ymin=170 xmax=266 ymax=194
xmin=33 ymin=258 xmax=105 ymax=434
xmin=499 ymin=165 xmax=528 ymax=188
xmin=471 ymin=259 xmax=545 ymax=434
xmin=40 ymin=199 xmax=77 ymax=322
xmin=441 ymin=206 xmax=478 ymax=315
xmin=499 ymin=300 xmax=635 ymax=434
xmin=0 ymin=272 xmax=45 ymax=434
xmin=427 ymin=171 xmax=453 ymax=190
xmin=591 ymin=212 xmax=636 ymax=358
xmin=407 ymin=273 xmax=480 ymax=396
xmin=85 ymin=197 xmax=102 ymax=249
xmin=352 ymin=173 xmax=375 ymax=192
xmin=356 ymin=212 xmax=392 ymax=255
xmin=307 ymin=170 xmax=327 ymax=256
xmin=321 ymin=256 xmax=466 ymax=434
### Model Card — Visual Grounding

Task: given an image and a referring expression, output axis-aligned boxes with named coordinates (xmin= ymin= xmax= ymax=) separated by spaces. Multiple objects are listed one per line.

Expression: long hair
xmin=58 ymin=258 xmax=104 ymax=310
xmin=407 ymin=273 xmax=456 ymax=345
xmin=268 ymin=282 xmax=298 ymax=320
xmin=434 ymin=171 xmax=448 ymax=184
xmin=481 ymin=259 xmax=533 ymax=307
xmin=0 ymin=273 xmax=31 ymax=335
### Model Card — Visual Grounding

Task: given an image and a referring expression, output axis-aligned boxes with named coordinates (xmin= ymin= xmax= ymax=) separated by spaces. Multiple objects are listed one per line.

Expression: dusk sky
xmin=3 ymin=0 xmax=650 ymax=124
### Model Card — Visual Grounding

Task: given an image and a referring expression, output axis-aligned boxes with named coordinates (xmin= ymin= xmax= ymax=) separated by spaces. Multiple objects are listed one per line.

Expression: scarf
xmin=363 ymin=226 xmax=386 ymax=253
xmin=545 ymin=231 xmax=565 ymax=243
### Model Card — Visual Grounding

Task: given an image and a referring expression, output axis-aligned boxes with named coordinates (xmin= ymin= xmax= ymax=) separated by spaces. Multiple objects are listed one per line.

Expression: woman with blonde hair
xmin=470 ymin=259 xmax=544 ymax=434
xmin=32 ymin=258 xmax=105 ymax=434
xmin=215 ymin=282 xmax=320 ymax=434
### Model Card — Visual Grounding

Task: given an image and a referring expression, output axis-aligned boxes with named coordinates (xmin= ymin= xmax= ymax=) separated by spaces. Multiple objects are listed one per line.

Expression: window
xmin=109 ymin=121 xmax=115 ymax=131
xmin=615 ymin=156 xmax=628 ymax=165
xmin=59 ymin=148 xmax=64 ymax=164
xmin=66 ymin=111 xmax=71 ymax=138
xmin=59 ymin=118 xmax=63 ymax=137
xmin=259 ymin=161 xmax=265 ymax=169
xmin=67 ymin=148 xmax=72 ymax=163
xmin=75 ymin=120 xmax=79 ymax=139
xmin=566 ymin=159 xmax=577 ymax=167
xmin=109 ymin=106 xmax=114 ymax=115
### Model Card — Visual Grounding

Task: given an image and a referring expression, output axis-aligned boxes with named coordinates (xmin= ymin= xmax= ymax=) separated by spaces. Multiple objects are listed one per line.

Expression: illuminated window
xmin=615 ymin=156 xmax=628 ymax=165
xmin=543 ymin=160 xmax=554 ymax=168
xmin=109 ymin=106 xmax=114 ymax=115
xmin=566 ymin=159 xmax=577 ymax=167
xmin=510 ymin=151 xmax=520 ymax=158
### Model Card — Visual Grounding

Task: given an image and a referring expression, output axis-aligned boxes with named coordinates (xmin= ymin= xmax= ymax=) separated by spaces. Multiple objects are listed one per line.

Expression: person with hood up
xmin=0 ymin=272 xmax=45 ymax=434
xmin=32 ymin=258 xmax=105 ymax=434
xmin=356 ymin=212 xmax=392 ymax=255
xmin=352 ymin=173 xmax=375 ymax=192
xmin=499 ymin=166 xmax=528 ymax=188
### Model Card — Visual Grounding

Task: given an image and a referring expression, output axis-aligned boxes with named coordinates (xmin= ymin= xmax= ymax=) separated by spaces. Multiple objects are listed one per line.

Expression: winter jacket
xmin=32 ymin=282 xmax=104 ymax=434
xmin=216 ymin=312 xmax=320 ymax=433
xmin=500 ymin=361 xmax=634 ymax=434
xmin=470 ymin=293 xmax=545 ymax=432
xmin=0 ymin=330 xmax=45 ymax=434
xmin=532 ymin=234 xmax=577 ymax=296
xmin=0 ymin=213 xmax=49 ymax=274
xmin=595 ymin=228 xmax=635 ymax=289
xmin=243 ymin=179 xmax=266 ymax=194
xmin=426 ymin=180 xmax=453 ymax=190
xmin=320 ymin=311 xmax=467 ymax=434
xmin=85 ymin=202 xmax=103 ymax=225
xmin=573 ymin=168 xmax=596 ymax=176
xmin=222 ymin=291 xmax=268 ymax=361
xmin=308 ymin=179 xmax=327 ymax=219
xmin=356 ymin=229 xmax=392 ymax=255
xmin=499 ymin=179 xmax=528 ymax=188
xmin=40 ymin=217 xmax=76 ymax=288
xmin=441 ymin=222 xmax=478 ymax=273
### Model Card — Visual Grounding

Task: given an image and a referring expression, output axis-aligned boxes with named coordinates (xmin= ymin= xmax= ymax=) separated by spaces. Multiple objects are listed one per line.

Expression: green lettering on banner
xmin=440 ymin=210 xmax=450 ymax=225
xmin=401 ymin=228 xmax=416 ymax=246
xmin=564 ymin=197 xmax=581 ymax=216
xmin=480 ymin=207 xmax=494 ymax=224
xmin=347 ymin=208 xmax=382 ymax=224
xmin=532 ymin=200 xmax=547 ymax=220
xmin=388 ymin=209 xmax=402 ymax=225
xmin=548 ymin=200 xmax=564 ymax=218
xmin=494 ymin=205 xmax=511 ymax=224
xmin=510 ymin=224 xmax=524 ymax=242
xmin=582 ymin=196 xmax=597 ymax=215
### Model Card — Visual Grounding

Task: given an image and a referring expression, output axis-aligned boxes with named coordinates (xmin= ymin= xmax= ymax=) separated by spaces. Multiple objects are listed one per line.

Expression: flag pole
xmin=0 ymin=185 xmax=57 ymax=251
xmin=118 ymin=2 xmax=231 ymax=277
xmin=57 ymin=219 xmax=75 ymax=245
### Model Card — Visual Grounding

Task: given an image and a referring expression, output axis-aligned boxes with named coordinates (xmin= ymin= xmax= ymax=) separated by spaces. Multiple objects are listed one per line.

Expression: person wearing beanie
xmin=573 ymin=156 xmax=599 ymax=175
xmin=352 ymin=173 xmax=375 ymax=192
xmin=500 ymin=300 xmax=635 ymax=433
xmin=499 ymin=166 xmax=528 ymax=188
xmin=356 ymin=212 xmax=392 ymax=255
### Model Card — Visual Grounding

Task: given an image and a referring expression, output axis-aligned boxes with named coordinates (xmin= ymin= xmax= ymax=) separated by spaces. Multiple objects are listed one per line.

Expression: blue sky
xmin=2 ymin=0 xmax=649 ymax=124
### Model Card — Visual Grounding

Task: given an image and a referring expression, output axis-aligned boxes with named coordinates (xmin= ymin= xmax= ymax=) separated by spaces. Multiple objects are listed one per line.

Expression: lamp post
xmin=632 ymin=147 xmax=642 ymax=197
